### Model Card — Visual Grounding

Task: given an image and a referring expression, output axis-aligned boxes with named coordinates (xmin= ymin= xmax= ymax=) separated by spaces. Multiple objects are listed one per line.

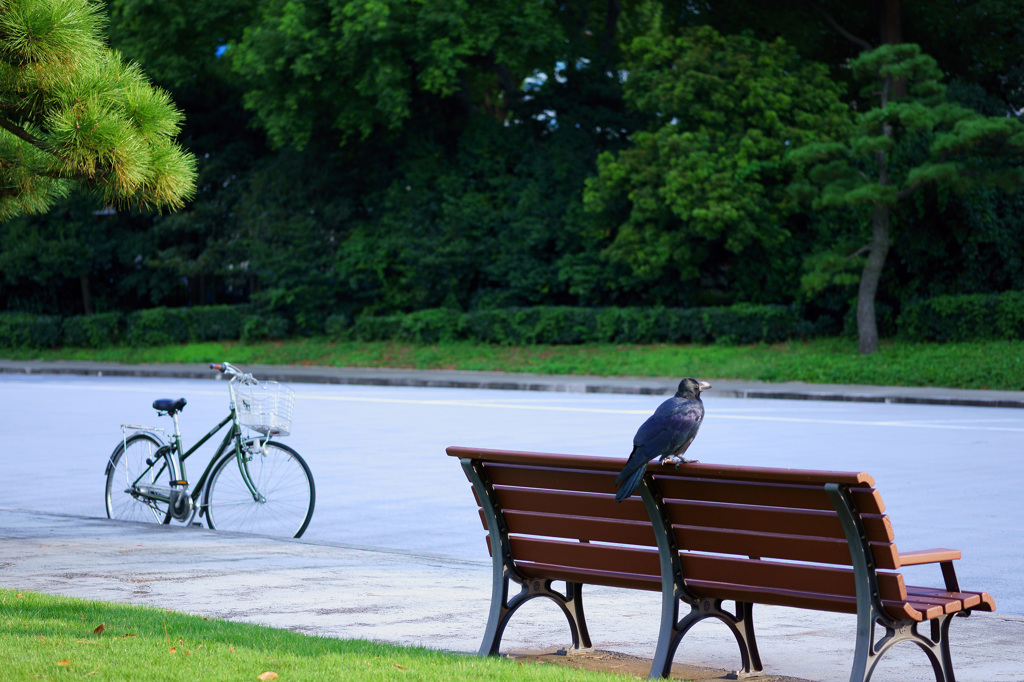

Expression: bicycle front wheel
xmin=105 ymin=433 xmax=171 ymax=523
xmin=204 ymin=440 xmax=315 ymax=538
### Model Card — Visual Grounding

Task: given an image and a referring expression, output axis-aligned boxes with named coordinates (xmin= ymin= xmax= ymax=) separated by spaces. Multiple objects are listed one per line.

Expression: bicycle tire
xmin=105 ymin=433 xmax=172 ymax=523
xmin=203 ymin=440 xmax=315 ymax=538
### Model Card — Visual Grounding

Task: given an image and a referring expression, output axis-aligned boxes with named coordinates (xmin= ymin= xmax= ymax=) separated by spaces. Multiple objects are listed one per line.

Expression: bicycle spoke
xmin=205 ymin=441 xmax=315 ymax=538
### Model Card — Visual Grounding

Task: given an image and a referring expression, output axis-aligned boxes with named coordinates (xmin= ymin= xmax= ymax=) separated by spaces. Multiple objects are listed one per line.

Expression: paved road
xmin=2 ymin=371 xmax=1022 ymax=616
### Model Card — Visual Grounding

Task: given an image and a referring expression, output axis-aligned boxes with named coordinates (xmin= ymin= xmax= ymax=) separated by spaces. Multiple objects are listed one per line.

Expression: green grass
xmin=3 ymin=336 xmax=1023 ymax=390
xmin=0 ymin=588 xmax=622 ymax=681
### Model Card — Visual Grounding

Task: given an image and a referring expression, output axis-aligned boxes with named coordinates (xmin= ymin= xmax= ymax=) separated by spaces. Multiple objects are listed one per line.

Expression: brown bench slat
xmin=685 ymin=579 xmax=950 ymax=621
xmin=654 ymin=476 xmax=885 ymax=515
xmin=509 ymin=536 xmax=661 ymax=578
xmin=680 ymin=554 xmax=907 ymax=602
xmin=905 ymin=586 xmax=995 ymax=612
xmin=449 ymin=447 xmax=876 ymax=488
xmin=516 ymin=561 xmax=663 ymax=591
xmin=673 ymin=526 xmax=900 ymax=570
xmin=685 ymin=579 xmax=860 ymax=613
xmin=894 ymin=599 xmax=948 ymax=621
xmin=493 ymin=486 xmax=650 ymax=521
xmin=503 ymin=510 xmax=658 ymax=546
xmin=483 ymin=462 xmax=619 ymax=495
xmin=665 ymin=500 xmax=894 ymax=542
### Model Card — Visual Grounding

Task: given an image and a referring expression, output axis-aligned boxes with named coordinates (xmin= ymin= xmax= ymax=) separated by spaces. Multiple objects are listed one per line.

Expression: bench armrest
xmin=899 ymin=548 xmax=962 ymax=592
xmin=898 ymin=548 xmax=961 ymax=566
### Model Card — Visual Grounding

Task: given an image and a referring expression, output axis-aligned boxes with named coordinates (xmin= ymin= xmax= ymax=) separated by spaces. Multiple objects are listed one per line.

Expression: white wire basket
xmin=232 ymin=380 xmax=295 ymax=437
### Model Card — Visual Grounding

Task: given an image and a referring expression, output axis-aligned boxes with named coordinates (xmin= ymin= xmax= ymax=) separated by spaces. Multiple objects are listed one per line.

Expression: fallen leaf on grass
xmin=169 ymin=647 xmax=177 ymax=654
xmin=393 ymin=663 xmax=407 ymax=670
xmin=257 ymin=672 xmax=278 ymax=680
xmin=93 ymin=623 xmax=105 ymax=635
xmin=57 ymin=660 xmax=71 ymax=667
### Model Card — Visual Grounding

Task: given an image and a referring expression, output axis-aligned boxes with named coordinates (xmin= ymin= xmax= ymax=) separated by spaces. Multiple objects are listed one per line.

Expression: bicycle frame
xmin=125 ymin=405 xmax=265 ymax=523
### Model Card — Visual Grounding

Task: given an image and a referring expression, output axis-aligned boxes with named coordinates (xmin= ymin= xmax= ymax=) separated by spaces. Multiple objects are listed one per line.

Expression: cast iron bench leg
xmin=480 ymin=574 xmax=593 ymax=656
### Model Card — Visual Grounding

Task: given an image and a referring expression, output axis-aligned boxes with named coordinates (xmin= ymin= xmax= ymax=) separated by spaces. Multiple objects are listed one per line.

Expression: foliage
xmin=7 ymin=1 xmax=1024 ymax=348
xmin=898 ymin=291 xmax=1024 ymax=341
xmin=788 ymin=42 xmax=1024 ymax=354
xmin=0 ymin=312 xmax=62 ymax=348
xmin=584 ymin=26 xmax=850 ymax=299
xmin=124 ymin=305 xmax=251 ymax=347
xmin=0 ymin=0 xmax=196 ymax=219
xmin=241 ymin=314 xmax=290 ymax=343
xmin=125 ymin=306 xmax=191 ymax=346
xmin=62 ymin=311 xmax=123 ymax=347
xmin=227 ymin=0 xmax=563 ymax=148
xmin=350 ymin=303 xmax=803 ymax=346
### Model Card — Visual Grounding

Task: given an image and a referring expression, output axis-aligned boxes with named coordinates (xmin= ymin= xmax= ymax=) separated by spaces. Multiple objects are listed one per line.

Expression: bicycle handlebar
xmin=210 ymin=362 xmax=256 ymax=384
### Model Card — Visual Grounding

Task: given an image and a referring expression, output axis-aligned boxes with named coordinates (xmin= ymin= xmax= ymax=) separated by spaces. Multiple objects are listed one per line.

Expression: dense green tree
xmin=0 ymin=0 xmax=196 ymax=220
xmin=226 ymin=0 xmax=564 ymax=149
xmin=788 ymin=43 xmax=1024 ymax=354
xmin=583 ymin=26 xmax=850 ymax=304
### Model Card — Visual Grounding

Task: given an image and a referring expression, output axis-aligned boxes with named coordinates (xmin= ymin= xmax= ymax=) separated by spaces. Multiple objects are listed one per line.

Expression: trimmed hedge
xmin=345 ymin=304 xmax=802 ymax=346
xmin=1 ymin=305 xmax=259 ymax=349
xmin=126 ymin=305 xmax=255 ymax=346
xmin=0 ymin=313 xmax=62 ymax=349
xmin=12 ymin=292 xmax=1022 ymax=349
xmin=898 ymin=291 xmax=1024 ymax=342
xmin=241 ymin=314 xmax=289 ymax=343
xmin=63 ymin=312 xmax=123 ymax=348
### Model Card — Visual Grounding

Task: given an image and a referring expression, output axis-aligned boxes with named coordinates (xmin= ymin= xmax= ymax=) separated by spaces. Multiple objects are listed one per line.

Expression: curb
xmin=2 ymin=359 xmax=1023 ymax=409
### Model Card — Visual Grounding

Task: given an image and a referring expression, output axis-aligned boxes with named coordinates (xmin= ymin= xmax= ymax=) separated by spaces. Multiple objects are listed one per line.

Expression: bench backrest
xmin=449 ymin=446 xmax=914 ymax=617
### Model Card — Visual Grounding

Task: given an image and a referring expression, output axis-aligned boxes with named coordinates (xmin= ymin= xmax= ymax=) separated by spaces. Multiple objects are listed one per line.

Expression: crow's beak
xmin=698 ymin=380 xmax=712 ymax=392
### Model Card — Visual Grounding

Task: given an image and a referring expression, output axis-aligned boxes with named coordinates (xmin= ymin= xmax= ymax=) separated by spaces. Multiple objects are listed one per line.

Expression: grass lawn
xmin=4 ymin=336 xmax=1023 ymax=391
xmin=0 ymin=588 xmax=625 ymax=681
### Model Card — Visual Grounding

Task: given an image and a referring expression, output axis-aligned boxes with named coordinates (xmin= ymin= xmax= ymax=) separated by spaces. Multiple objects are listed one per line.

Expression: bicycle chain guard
xmin=167 ymin=488 xmax=193 ymax=521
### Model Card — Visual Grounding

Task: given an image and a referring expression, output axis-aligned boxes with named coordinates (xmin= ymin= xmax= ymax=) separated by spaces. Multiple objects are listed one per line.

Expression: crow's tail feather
xmin=615 ymin=466 xmax=646 ymax=503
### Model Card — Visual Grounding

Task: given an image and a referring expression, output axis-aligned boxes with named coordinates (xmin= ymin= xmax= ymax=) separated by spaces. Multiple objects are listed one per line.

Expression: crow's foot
xmin=661 ymin=455 xmax=698 ymax=467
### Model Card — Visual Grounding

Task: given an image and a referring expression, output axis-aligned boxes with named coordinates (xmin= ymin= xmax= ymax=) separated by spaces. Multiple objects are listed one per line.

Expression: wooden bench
xmin=448 ymin=446 xmax=996 ymax=681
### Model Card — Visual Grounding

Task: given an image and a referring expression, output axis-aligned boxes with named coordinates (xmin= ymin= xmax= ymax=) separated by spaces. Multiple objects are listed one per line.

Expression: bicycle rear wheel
xmin=105 ymin=433 xmax=171 ymax=523
xmin=204 ymin=440 xmax=315 ymax=538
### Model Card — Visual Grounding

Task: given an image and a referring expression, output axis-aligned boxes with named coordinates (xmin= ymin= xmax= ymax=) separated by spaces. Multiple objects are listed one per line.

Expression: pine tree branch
xmin=801 ymin=0 xmax=873 ymax=52
xmin=0 ymin=115 xmax=55 ymax=155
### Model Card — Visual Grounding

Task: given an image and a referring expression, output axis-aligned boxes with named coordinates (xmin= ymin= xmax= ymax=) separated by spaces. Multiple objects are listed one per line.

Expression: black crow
xmin=614 ymin=378 xmax=711 ymax=502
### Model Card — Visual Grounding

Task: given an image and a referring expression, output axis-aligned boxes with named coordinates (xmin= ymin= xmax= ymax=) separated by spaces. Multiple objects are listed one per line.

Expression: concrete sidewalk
xmin=2 ymin=508 xmax=1021 ymax=681
xmin=3 ymin=359 xmax=1024 ymax=408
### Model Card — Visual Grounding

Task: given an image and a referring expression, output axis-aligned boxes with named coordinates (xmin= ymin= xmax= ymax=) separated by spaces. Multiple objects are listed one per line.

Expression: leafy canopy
xmin=228 ymin=0 xmax=564 ymax=149
xmin=0 ymin=0 xmax=196 ymax=220
xmin=584 ymin=26 xmax=850 ymax=284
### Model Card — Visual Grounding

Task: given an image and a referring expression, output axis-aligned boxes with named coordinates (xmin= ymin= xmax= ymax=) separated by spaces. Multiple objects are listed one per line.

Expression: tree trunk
xmin=857 ymin=203 xmax=891 ymax=354
xmin=79 ymin=274 xmax=94 ymax=315
xmin=880 ymin=0 xmax=907 ymax=97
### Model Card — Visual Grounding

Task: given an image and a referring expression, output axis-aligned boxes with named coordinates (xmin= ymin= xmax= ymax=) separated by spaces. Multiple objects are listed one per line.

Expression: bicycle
xmin=104 ymin=362 xmax=315 ymax=538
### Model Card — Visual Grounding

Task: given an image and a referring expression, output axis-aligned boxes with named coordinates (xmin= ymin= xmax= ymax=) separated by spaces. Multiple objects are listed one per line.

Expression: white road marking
xmin=12 ymin=378 xmax=1024 ymax=432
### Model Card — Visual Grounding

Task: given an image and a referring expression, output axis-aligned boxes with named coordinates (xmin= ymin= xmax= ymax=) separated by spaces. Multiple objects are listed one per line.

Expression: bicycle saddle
xmin=153 ymin=398 xmax=187 ymax=415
